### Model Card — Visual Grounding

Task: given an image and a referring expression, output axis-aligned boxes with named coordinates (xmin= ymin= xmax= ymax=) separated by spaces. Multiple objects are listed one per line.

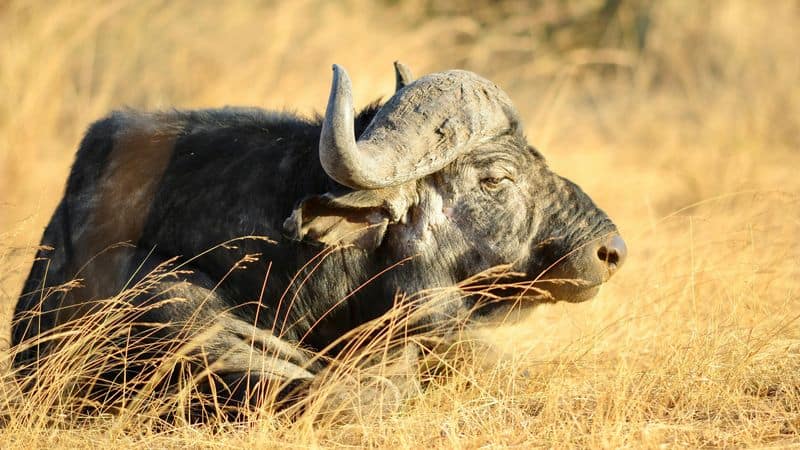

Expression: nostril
xmin=596 ymin=234 xmax=627 ymax=275
xmin=597 ymin=246 xmax=619 ymax=266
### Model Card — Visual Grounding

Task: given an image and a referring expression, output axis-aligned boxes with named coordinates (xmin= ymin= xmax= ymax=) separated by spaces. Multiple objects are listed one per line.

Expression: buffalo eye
xmin=480 ymin=176 xmax=513 ymax=192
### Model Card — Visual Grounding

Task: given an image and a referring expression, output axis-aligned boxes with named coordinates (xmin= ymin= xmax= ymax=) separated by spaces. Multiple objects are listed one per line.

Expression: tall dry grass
xmin=1 ymin=0 xmax=799 ymax=447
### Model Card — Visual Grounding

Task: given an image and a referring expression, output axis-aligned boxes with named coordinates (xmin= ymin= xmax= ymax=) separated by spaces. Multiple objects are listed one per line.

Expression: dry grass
xmin=1 ymin=0 xmax=800 ymax=447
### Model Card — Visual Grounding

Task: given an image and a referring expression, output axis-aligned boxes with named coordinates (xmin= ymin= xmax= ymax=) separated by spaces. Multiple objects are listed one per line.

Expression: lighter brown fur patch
xmin=59 ymin=114 xmax=181 ymax=324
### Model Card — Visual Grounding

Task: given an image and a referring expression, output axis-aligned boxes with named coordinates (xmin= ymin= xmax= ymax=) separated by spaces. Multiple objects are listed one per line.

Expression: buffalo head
xmin=286 ymin=63 xmax=626 ymax=312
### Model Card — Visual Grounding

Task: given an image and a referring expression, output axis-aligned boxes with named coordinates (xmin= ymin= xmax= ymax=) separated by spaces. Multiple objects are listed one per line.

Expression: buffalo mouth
xmin=521 ymin=232 xmax=628 ymax=303
xmin=458 ymin=233 xmax=626 ymax=312
xmin=504 ymin=278 xmax=603 ymax=304
xmin=460 ymin=272 xmax=605 ymax=311
xmin=530 ymin=278 xmax=602 ymax=303
xmin=459 ymin=277 xmax=603 ymax=323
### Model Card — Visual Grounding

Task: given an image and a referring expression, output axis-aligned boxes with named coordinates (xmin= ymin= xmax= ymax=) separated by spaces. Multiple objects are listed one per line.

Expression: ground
xmin=1 ymin=1 xmax=799 ymax=448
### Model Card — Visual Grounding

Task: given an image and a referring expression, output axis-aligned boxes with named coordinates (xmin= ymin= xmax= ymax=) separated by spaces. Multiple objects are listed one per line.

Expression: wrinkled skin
xmin=376 ymin=128 xmax=620 ymax=321
xmin=10 ymin=64 xmax=625 ymax=421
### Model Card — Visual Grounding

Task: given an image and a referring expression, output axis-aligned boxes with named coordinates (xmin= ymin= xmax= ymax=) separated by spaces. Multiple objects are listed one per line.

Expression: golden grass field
xmin=1 ymin=0 xmax=799 ymax=447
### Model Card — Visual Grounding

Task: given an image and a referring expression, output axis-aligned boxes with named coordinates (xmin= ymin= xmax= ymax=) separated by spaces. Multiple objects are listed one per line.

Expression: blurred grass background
xmin=1 ymin=0 xmax=799 ymax=447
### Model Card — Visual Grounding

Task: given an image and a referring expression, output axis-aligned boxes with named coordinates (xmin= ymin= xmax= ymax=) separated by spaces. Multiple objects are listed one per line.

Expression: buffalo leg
xmin=94 ymin=250 xmax=317 ymax=420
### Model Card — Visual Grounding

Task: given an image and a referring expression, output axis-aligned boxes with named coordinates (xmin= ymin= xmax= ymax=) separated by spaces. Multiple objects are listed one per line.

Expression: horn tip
xmin=393 ymin=61 xmax=411 ymax=73
xmin=331 ymin=64 xmax=350 ymax=78
xmin=394 ymin=61 xmax=413 ymax=91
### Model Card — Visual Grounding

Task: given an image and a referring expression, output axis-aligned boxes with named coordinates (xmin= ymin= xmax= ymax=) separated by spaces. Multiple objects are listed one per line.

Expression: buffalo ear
xmin=284 ymin=190 xmax=406 ymax=250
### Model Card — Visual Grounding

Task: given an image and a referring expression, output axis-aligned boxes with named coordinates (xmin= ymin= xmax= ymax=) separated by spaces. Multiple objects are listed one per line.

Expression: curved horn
xmin=320 ymin=64 xmax=520 ymax=189
xmin=394 ymin=61 xmax=413 ymax=92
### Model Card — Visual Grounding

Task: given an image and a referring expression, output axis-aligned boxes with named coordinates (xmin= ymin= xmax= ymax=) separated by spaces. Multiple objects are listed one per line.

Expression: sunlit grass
xmin=1 ymin=0 xmax=799 ymax=447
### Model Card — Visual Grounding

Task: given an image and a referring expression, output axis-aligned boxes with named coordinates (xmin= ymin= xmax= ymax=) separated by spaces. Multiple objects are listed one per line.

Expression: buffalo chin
xmin=464 ymin=272 xmax=605 ymax=310
xmin=466 ymin=281 xmax=603 ymax=323
xmin=467 ymin=285 xmax=602 ymax=326
xmin=535 ymin=281 xmax=602 ymax=303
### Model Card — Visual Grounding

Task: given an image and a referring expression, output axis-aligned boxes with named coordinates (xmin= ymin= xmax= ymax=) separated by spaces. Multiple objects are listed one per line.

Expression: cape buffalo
xmin=11 ymin=62 xmax=626 ymax=419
